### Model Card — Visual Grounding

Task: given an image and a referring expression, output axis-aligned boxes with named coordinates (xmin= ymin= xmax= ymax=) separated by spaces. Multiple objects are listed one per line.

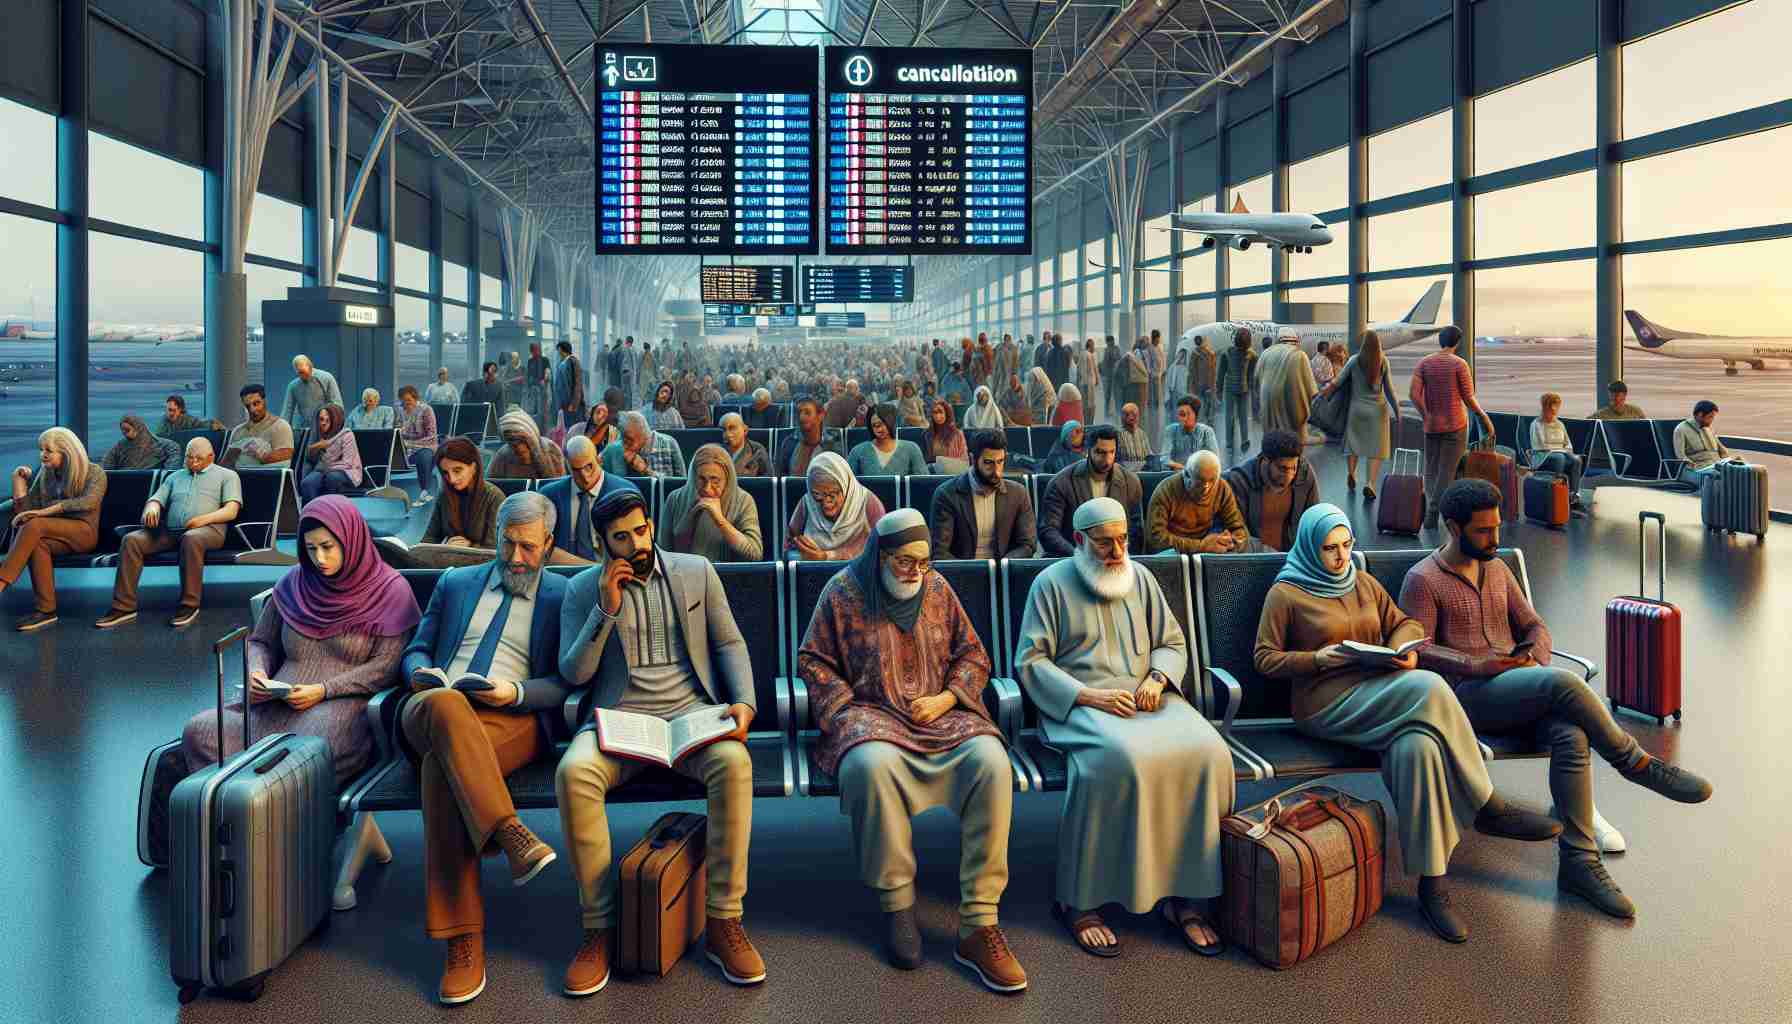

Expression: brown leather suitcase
xmin=618 ymin=811 xmax=708 ymax=977
xmin=1219 ymin=785 xmax=1386 ymax=970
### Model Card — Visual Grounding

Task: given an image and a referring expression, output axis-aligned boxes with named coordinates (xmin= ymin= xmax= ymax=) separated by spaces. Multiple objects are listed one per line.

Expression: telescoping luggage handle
xmin=1637 ymin=511 xmax=1667 ymax=601
xmin=213 ymin=626 xmax=252 ymax=770
xmin=1391 ymin=448 xmax=1421 ymax=478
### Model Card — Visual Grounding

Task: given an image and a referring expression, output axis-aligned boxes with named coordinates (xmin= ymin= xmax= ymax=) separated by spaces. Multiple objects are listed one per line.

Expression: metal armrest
xmin=249 ymin=586 xmax=273 ymax=622
xmin=1609 ymin=451 xmax=1632 ymax=476
xmin=771 ymin=676 xmax=796 ymax=797
xmin=1659 ymin=457 xmax=1689 ymax=480
xmin=1202 ymin=665 xmax=1243 ymax=739
xmin=562 ymin=690 xmax=588 ymax=735
xmin=364 ymin=687 xmax=402 ymax=763
xmin=787 ymin=677 xmax=811 ymax=730
xmin=985 ymin=677 xmax=1023 ymax=742
xmin=1552 ymin=649 xmax=1600 ymax=685
xmin=233 ymin=520 xmax=274 ymax=549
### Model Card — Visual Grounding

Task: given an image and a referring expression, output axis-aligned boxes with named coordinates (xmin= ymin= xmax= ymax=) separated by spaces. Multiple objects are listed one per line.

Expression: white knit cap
xmin=1073 ymin=496 xmax=1128 ymax=531
xmin=876 ymin=507 xmax=927 ymax=537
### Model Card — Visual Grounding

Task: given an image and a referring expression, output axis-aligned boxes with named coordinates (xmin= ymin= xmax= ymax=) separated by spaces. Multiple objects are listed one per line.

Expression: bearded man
xmin=1013 ymin=497 xmax=1234 ymax=960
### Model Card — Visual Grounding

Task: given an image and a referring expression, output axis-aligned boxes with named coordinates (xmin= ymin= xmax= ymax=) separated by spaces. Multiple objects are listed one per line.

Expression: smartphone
xmin=453 ymin=677 xmax=496 ymax=692
xmin=1510 ymin=641 xmax=1535 ymax=657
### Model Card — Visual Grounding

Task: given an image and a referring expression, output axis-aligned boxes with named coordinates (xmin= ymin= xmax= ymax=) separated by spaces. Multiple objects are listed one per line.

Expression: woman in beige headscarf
xmin=486 ymin=407 xmax=566 ymax=479
xmin=659 ymin=444 xmax=764 ymax=562
xmin=1 ymin=427 xmax=107 ymax=631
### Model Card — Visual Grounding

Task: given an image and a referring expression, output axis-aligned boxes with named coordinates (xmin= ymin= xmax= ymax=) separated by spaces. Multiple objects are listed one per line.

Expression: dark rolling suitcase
xmin=1376 ymin=448 xmax=1425 ymax=535
xmin=169 ymin=627 xmax=336 ymax=1003
xmin=1605 ymin=512 xmax=1683 ymax=725
xmin=1523 ymin=472 xmax=1571 ymax=529
xmin=1701 ymin=460 xmax=1769 ymax=541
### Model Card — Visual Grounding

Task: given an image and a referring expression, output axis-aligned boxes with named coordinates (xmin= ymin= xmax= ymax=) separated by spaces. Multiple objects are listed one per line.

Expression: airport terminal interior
xmin=2 ymin=0 xmax=1790 ymax=1019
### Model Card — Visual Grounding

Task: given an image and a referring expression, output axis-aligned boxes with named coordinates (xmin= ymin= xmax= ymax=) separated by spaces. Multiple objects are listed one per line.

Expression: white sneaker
xmin=1550 ymin=803 xmax=1627 ymax=854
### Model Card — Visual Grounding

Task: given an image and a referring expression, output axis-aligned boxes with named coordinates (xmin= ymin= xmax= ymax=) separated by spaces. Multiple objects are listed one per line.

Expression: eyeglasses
xmin=886 ymin=554 xmax=931 ymax=575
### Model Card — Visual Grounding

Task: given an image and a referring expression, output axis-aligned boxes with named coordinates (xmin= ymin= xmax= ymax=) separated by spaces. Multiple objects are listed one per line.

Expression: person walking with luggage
xmin=1528 ymin=393 xmax=1588 ymax=515
xmin=1398 ymin=479 xmax=1713 ymax=919
xmin=556 ymin=489 xmax=765 ymax=997
xmin=1253 ymin=504 xmax=1563 ymax=943
xmin=1216 ymin=328 xmax=1256 ymax=456
xmin=1408 ymin=326 xmax=1494 ymax=530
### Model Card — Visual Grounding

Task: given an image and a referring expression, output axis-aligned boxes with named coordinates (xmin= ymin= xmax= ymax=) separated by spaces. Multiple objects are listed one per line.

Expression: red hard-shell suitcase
xmin=1523 ymin=472 xmax=1570 ymax=528
xmin=1605 ymin=512 xmax=1682 ymax=725
xmin=1459 ymin=443 xmax=1521 ymax=522
xmin=1376 ymin=448 xmax=1425 ymax=535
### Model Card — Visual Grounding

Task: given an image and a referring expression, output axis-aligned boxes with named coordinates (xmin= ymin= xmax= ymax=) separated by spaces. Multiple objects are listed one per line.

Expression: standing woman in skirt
xmin=1321 ymin=329 xmax=1399 ymax=497
xmin=1253 ymin=504 xmax=1562 ymax=943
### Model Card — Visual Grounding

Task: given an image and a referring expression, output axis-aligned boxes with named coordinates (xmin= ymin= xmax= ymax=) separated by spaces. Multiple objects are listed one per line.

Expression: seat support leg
xmin=334 ymin=812 xmax=393 ymax=911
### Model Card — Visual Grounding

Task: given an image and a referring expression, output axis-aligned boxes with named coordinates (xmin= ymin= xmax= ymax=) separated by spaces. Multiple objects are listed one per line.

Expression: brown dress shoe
xmin=438 ymin=933 xmax=486 ymax=1005
xmin=494 ymin=816 xmax=556 ymax=886
xmin=563 ymin=928 xmax=612 ymax=997
xmin=705 ymin=917 xmax=767 ymax=985
xmin=954 ymin=925 xmax=1028 ymax=992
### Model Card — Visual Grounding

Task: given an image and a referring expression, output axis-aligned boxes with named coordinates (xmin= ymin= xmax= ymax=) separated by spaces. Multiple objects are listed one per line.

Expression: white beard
xmin=881 ymin=565 xmax=923 ymax=601
xmin=1074 ymin=544 xmax=1136 ymax=600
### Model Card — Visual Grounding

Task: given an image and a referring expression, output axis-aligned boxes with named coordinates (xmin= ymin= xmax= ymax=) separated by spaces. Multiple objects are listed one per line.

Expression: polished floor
xmin=2 ymin=449 xmax=1787 ymax=1023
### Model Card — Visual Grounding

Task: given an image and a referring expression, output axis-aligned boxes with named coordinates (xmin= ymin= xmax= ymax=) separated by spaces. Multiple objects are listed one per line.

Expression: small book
xmin=238 ymin=679 xmax=293 ymax=699
xmin=376 ymin=535 xmax=412 ymax=552
xmin=410 ymin=666 xmax=497 ymax=692
xmin=1341 ymin=638 xmax=1426 ymax=666
xmin=594 ymin=706 xmax=737 ymax=768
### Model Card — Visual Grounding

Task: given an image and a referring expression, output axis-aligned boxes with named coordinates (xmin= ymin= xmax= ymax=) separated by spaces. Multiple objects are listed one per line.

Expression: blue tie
xmin=575 ymin=491 xmax=594 ymax=560
xmin=465 ymin=586 xmax=517 ymax=678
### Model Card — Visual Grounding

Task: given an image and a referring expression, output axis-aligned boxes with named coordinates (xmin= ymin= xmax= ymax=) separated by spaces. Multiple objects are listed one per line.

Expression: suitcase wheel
xmin=222 ymin=979 xmax=265 ymax=1002
xmin=1674 ymin=709 xmax=1683 ymax=722
xmin=177 ymin=984 xmax=201 ymax=1005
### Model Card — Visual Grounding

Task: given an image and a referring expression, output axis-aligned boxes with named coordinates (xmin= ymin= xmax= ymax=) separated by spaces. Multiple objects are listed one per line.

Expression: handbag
xmin=1308 ymin=358 xmax=1354 ymax=436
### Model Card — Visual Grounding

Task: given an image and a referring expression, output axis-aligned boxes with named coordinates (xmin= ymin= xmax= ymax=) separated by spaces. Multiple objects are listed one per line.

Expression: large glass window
xmin=90 ymin=235 xmax=205 ymax=454
xmin=1623 ymin=125 xmax=1792 ymax=243
xmin=1368 ymin=110 xmax=1451 ymax=201
xmin=1283 ymin=284 xmax=1349 ymax=308
xmin=1285 ymin=224 xmax=1349 ymax=283
xmin=396 ymin=242 xmax=429 ymax=292
xmin=1468 ymin=261 xmax=1595 ymax=415
xmin=1037 ymin=252 xmax=1054 ymax=288
xmin=1143 ymin=213 xmax=1173 ymax=262
xmin=396 ymin=293 xmax=433 ymax=390
xmin=1368 ymin=201 xmax=1450 ymax=271
xmin=1142 ymin=266 xmax=1171 ymax=302
xmin=481 ymin=274 xmax=503 ymax=313
xmin=90 ymin=132 xmax=203 ymax=239
xmin=1180 ymin=249 xmax=1217 ymax=297
xmin=338 ymin=226 xmax=381 ymax=285
xmin=443 ymin=260 xmax=468 ymax=304
xmin=1229 ymin=293 xmax=1272 ymax=321
xmin=1142 ymin=304 xmax=1171 ymax=346
xmin=1082 ymin=239 xmax=1104 ymax=280
xmin=245 ymin=263 xmax=303 ymax=389
xmin=1181 ymin=299 xmax=1216 ymax=330
xmin=1287 ymin=147 xmax=1348 ymax=214
xmin=1623 ymin=0 xmax=1792 ymax=139
xmin=1474 ymin=171 xmax=1594 ymax=259
xmin=1226 ymin=175 xmax=1274 ymax=291
xmin=0 ymin=214 xmax=55 ymax=474
xmin=0 ymin=98 xmax=56 ymax=207
xmin=1473 ymin=59 xmax=1595 ymax=175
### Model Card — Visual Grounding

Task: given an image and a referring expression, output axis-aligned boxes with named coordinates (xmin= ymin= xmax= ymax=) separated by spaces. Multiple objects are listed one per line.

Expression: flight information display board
xmin=596 ymin=45 xmax=820 ymax=254
xmin=811 ymin=312 xmax=867 ymax=328
xmin=700 ymin=264 xmax=796 ymax=304
xmin=802 ymin=264 xmax=914 ymax=303
xmin=824 ymin=47 xmax=1032 ymax=255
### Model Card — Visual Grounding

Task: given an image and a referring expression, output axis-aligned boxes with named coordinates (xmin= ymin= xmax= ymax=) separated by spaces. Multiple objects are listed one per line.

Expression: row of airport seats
xmin=269 ymin=546 xmax=1590 ymax=865
xmin=1474 ymin=413 xmax=1700 ymax=492
xmin=289 ymin=427 xmax=410 ymax=504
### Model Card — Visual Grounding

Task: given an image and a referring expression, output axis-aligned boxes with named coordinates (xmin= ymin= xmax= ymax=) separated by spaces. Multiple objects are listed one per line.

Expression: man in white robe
xmin=1257 ymin=329 xmax=1316 ymax=442
xmin=1013 ymin=497 xmax=1234 ymax=957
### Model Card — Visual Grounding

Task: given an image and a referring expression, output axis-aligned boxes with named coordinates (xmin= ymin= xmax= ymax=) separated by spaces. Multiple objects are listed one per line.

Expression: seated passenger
xmin=1024 ymin=367 xmax=1057 ymax=425
xmin=1115 ymin=402 xmax=1153 ymax=464
xmin=377 ymin=438 xmax=506 ymax=570
xmin=648 ymin=381 xmax=686 ymax=430
xmin=896 ymin=382 xmax=927 ymax=428
xmin=298 ymin=404 xmax=364 ymax=503
xmin=1038 ymin=424 xmax=1142 ymax=558
xmin=1527 ymin=392 xmax=1587 ymax=514
xmin=600 ymin=410 xmax=686 ymax=479
xmin=425 ymin=366 xmax=461 ymax=406
xmin=96 ymin=437 xmax=240 ymax=630
xmin=570 ymin=392 xmax=621 ymax=450
xmin=1038 ymin=420 xmax=1085 ymax=475
xmin=399 ymin=492 xmax=571 ymax=1005
xmin=397 ymin=385 xmax=439 ymax=505
xmin=718 ymin=412 xmax=771 ymax=478
xmin=459 ymin=362 xmax=506 ymax=415
xmin=1015 ymin=497 xmax=1233 ymax=958
xmin=1588 ymin=379 xmax=1645 ymax=420
xmin=962 ymin=385 xmax=1005 ymax=431
xmin=220 ymin=384 xmax=295 ymax=469
xmin=928 ymin=430 xmax=1036 ymax=561
xmin=155 ymin=394 xmax=208 ymax=437
xmin=281 ymin=353 xmax=344 ymax=429
xmin=2 ymin=428 xmax=106 ymax=632
xmin=661 ymin=443 xmax=764 ymax=562
xmin=1254 ymin=504 xmax=1563 ymax=943
xmin=1221 ymin=429 xmax=1320 ymax=553
xmin=1052 ymin=383 xmax=1084 ymax=426
xmin=556 ymin=488 xmax=764 ymax=996
xmin=101 ymin=415 xmax=181 ymax=471
xmin=488 ymin=408 xmax=568 ymax=480
xmin=539 ymin=435 xmax=641 ymax=565
xmin=774 ymin=399 xmax=845 ymax=478
xmin=1399 ymin=479 xmax=1712 ymax=919
xmin=346 ymin=387 xmax=396 ymax=430
xmin=148 ymin=497 xmax=419 ymax=864
xmin=1161 ymin=395 xmax=1220 ymax=471
xmin=847 ymin=404 xmax=928 ymax=478
xmin=1146 ymin=450 xmax=1248 ymax=554
xmin=787 ymin=452 xmax=885 ymax=562
xmin=924 ymin=400 xmax=969 ymax=471
xmin=997 ymin=373 xmax=1031 ymax=426
xmin=742 ymin=388 xmax=782 ymax=430
xmin=1672 ymin=399 xmax=1733 ymax=483
xmin=797 ymin=509 xmax=1025 ymax=989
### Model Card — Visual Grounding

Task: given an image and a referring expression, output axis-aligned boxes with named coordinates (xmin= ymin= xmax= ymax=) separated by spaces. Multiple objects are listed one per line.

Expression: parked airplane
xmin=1168 ymin=196 xmax=1334 ymax=254
xmin=1179 ymin=280 xmax=1448 ymax=359
xmin=1624 ymin=310 xmax=1792 ymax=374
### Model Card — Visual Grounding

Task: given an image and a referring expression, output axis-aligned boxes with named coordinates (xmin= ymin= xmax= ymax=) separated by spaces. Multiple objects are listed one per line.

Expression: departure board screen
xmin=596 ymin=45 xmax=820 ymax=255
xmin=824 ymin=47 xmax=1032 ymax=255
xmin=802 ymin=264 xmax=914 ymax=303
xmin=701 ymin=264 xmax=796 ymax=304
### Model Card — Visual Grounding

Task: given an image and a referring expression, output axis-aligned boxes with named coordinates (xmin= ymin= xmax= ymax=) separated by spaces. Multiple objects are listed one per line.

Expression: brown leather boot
xmin=705 ymin=917 xmax=767 ymax=985
xmin=954 ymin=925 xmax=1028 ymax=992
xmin=438 ymin=933 xmax=486 ymax=1005
xmin=493 ymin=816 xmax=556 ymax=886
xmin=562 ymin=928 xmax=612 ymax=997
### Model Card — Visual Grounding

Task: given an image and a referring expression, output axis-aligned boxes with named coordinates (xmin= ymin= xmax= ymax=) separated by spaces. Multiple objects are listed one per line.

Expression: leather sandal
xmin=1053 ymin=903 xmax=1119 ymax=958
xmin=1162 ymin=900 xmax=1225 ymax=957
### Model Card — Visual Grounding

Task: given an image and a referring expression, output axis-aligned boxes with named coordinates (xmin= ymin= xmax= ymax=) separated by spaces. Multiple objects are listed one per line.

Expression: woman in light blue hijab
xmin=1254 ymin=503 xmax=1559 ymax=944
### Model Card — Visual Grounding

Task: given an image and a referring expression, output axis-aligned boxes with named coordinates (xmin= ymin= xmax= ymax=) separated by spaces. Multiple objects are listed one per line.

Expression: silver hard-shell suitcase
xmin=1700 ymin=460 xmax=1769 ymax=541
xmin=169 ymin=626 xmax=335 ymax=1003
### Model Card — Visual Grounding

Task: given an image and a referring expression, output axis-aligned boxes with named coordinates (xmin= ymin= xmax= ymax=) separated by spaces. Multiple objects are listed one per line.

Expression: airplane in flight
xmin=1169 ymin=196 xmax=1335 ymax=254
xmin=1624 ymin=310 xmax=1792 ymax=374
xmin=1179 ymin=280 xmax=1449 ymax=359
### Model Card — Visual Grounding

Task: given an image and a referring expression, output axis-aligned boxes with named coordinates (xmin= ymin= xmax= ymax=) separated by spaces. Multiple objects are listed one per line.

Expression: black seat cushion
xmin=1195 ymin=552 xmax=1292 ymax=720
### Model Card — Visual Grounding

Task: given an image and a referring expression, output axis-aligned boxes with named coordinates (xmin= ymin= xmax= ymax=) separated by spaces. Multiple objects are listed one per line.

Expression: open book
xmin=410 ymin=666 xmax=498 ymax=692
xmin=237 ymin=679 xmax=294 ymax=700
xmin=595 ymin=706 xmax=737 ymax=768
xmin=1341 ymin=638 xmax=1426 ymax=667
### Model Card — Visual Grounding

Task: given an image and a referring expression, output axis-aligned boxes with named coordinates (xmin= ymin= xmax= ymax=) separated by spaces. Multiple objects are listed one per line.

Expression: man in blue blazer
xmin=399 ymin=490 xmax=572 ymax=1006
xmin=537 ymin=434 xmax=640 ymax=564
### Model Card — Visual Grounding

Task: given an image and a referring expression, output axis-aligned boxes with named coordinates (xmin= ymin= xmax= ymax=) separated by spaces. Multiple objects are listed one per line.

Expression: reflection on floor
xmin=1 ymin=445 xmax=1783 ymax=1023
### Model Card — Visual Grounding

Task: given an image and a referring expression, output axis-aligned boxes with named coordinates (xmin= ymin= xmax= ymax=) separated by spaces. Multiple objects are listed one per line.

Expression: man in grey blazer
xmin=554 ymin=488 xmax=764 ymax=998
xmin=928 ymin=430 xmax=1037 ymax=561
xmin=1036 ymin=424 xmax=1145 ymax=557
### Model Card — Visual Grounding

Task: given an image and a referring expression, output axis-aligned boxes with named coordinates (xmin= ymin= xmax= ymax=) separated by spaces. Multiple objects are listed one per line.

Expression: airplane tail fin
xmin=1624 ymin=309 xmax=1685 ymax=348
xmin=1230 ymin=194 xmax=1249 ymax=214
xmin=1401 ymin=281 xmax=1447 ymax=324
